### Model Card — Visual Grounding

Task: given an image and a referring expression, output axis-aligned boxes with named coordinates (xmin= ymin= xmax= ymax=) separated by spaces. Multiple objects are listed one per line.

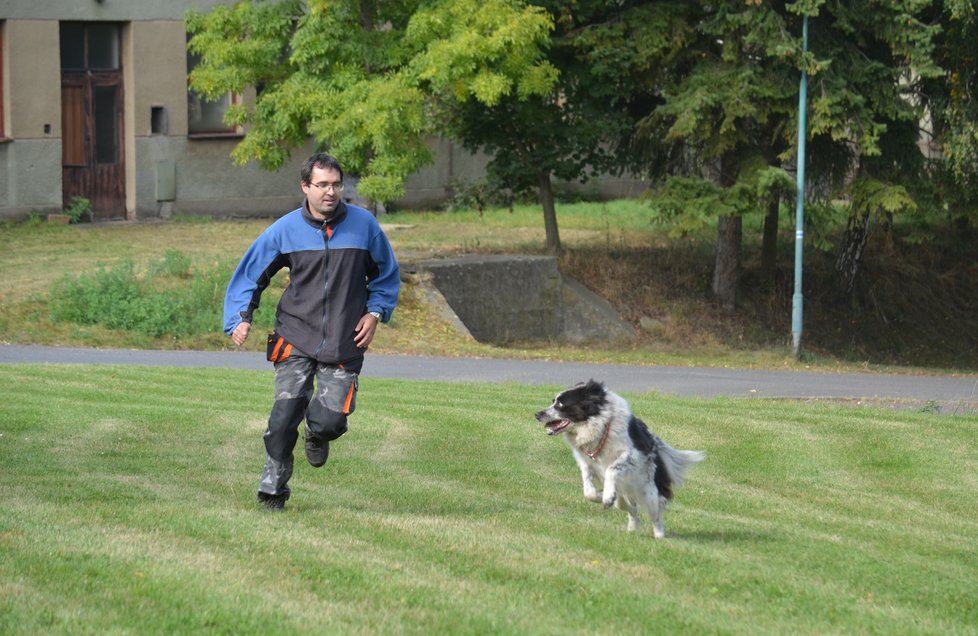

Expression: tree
xmin=436 ymin=1 xmax=692 ymax=253
xmin=639 ymin=0 xmax=941 ymax=309
xmin=640 ymin=1 xmax=804 ymax=309
xmin=920 ymin=1 xmax=978 ymax=229
xmin=186 ymin=0 xmax=557 ymax=206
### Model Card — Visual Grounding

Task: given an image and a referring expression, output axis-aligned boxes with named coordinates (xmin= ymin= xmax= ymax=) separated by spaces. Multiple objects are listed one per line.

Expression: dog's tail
xmin=657 ymin=439 xmax=705 ymax=490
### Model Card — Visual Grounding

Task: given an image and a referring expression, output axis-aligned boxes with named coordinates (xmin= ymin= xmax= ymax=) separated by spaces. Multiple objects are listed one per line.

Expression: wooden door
xmin=60 ymin=22 xmax=125 ymax=220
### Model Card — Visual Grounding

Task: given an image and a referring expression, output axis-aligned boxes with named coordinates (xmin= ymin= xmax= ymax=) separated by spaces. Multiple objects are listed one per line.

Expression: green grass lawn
xmin=1 ymin=364 xmax=975 ymax=635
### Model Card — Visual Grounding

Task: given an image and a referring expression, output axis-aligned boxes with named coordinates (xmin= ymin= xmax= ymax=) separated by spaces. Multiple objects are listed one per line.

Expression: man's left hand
xmin=354 ymin=312 xmax=380 ymax=349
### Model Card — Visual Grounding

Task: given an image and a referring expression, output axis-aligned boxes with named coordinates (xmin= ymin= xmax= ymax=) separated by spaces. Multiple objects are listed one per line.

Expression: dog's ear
xmin=584 ymin=379 xmax=605 ymax=395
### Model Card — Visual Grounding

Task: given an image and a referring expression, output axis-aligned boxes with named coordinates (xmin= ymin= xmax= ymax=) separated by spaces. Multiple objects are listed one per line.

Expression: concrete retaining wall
xmin=413 ymin=255 xmax=636 ymax=345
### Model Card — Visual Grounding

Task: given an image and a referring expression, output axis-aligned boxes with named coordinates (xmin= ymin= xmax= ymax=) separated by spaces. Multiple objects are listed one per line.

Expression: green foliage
xmin=920 ymin=3 xmax=978 ymax=217
xmin=647 ymin=165 xmax=794 ymax=239
xmin=803 ymin=200 xmax=851 ymax=252
xmin=180 ymin=0 xmax=977 ymax=255
xmin=50 ymin=260 xmax=153 ymax=331
xmin=186 ymin=0 xmax=556 ymax=204
xmin=25 ymin=211 xmax=45 ymax=227
xmin=445 ymin=179 xmax=495 ymax=213
xmin=449 ymin=1 xmax=693 ymax=189
xmin=185 ymin=0 xmax=301 ymax=98
xmin=647 ymin=177 xmax=729 ymax=238
xmin=645 ymin=1 xmax=941 ymax=200
xmin=627 ymin=0 xmax=953 ymax=303
xmin=405 ymin=0 xmax=558 ymax=105
xmin=147 ymin=249 xmax=193 ymax=278
xmin=849 ymin=176 xmax=917 ymax=219
xmin=47 ymin=252 xmax=275 ymax=339
xmin=63 ymin=196 xmax=93 ymax=224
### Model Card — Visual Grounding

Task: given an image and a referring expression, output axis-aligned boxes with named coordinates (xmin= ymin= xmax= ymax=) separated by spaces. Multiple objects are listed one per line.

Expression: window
xmin=60 ymin=23 xmax=120 ymax=71
xmin=186 ymin=44 xmax=240 ymax=137
xmin=93 ymin=85 xmax=119 ymax=163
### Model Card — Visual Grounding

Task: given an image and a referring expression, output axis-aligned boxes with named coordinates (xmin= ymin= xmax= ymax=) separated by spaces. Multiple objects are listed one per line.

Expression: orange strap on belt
xmin=267 ymin=335 xmax=293 ymax=362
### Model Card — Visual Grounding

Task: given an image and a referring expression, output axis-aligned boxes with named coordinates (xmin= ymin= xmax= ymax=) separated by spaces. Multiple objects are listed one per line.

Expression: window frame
xmin=186 ymin=44 xmax=243 ymax=139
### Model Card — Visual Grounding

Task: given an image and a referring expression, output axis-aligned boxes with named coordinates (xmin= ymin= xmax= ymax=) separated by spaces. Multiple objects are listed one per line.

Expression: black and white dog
xmin=535 ymin=380 xmax=704 ymax=538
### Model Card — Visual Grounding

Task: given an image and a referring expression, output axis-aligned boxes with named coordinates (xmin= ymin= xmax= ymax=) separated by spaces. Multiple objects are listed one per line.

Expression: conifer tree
xmin=639 ymin=0 xmax=940 ymax=307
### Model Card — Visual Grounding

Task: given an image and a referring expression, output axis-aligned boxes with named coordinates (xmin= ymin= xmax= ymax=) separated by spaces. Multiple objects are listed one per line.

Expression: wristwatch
xmin=369 ymin=311 xmax=381 ymax=320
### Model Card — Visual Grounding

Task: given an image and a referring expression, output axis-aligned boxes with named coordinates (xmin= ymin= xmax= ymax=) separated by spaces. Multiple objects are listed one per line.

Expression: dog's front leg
xmin=602 ymin=453 xmax=630 ymax=509
xmin=570 ymin=448 xmax=602 ymax=503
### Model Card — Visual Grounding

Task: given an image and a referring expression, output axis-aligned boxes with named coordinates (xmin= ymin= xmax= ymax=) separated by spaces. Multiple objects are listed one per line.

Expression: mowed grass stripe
xmin=1 ymin=364 xmax=976 ymax=635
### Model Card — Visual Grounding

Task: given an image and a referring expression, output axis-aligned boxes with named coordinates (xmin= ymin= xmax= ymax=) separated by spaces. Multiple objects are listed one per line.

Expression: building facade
xmin=0 ymin=1 xmax=641 ymax=222
xmin=2 ymin=0 xmax=322 ymax=221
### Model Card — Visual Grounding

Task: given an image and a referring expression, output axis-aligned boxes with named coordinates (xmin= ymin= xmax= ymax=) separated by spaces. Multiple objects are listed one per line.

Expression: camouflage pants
xmin=257 ymin=354 xmax=358 ymax=500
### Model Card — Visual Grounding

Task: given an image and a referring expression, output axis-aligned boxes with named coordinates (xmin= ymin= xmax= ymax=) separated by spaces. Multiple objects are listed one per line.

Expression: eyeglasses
xmin=308 ymin=181 xmax=344 ymax=193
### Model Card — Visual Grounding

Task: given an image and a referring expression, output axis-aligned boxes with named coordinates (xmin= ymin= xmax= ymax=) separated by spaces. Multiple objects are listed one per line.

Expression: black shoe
xmin=257 ymin=492 xmax=287 ymax=511
xmin=305 ymin=430 xmax=329 ymax=468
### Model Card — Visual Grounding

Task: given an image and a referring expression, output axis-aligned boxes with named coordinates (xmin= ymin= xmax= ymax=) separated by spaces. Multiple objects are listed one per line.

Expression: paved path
xmin=3 ymin=344 xmax=977 ymax=412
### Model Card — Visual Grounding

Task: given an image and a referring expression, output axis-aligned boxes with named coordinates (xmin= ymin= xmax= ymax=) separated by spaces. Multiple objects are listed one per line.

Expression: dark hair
xmin=300 ymin=152 xmax=344 ymax=185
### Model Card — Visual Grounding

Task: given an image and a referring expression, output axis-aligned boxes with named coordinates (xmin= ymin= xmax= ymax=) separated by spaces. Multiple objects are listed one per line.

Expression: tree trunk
xmin=713 ymin=215 xmax=741 ymax=312
xmin=760 ymin=195 xmax=780 ymax=289
xmin=538 ymin=171 xmax=561 ymax=254
xmin=836 ymin=208 xmax=871 ymax=296
xmin=709 ymin=153 xmax=740 ymax=312
xmin=358 ymin=0 xmax=374 ymax=30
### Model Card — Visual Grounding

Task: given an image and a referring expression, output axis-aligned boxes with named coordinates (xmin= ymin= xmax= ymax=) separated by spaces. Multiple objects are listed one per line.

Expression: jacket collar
xmin=301 ymin=198 xmax=348 ymax=229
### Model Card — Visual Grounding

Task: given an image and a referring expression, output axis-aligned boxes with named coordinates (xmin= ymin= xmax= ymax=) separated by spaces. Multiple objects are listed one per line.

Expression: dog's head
xmin=535 ymin=380 xmax=608 ymax=435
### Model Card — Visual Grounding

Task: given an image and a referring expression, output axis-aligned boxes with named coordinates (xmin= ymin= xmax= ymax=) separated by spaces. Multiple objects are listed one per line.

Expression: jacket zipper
xmin=315 ymin=221 xmax=330 ymax=357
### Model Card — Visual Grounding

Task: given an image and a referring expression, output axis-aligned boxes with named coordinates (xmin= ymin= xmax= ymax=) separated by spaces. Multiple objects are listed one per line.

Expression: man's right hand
xmin=231 ymin=321 xmax=251 ymax=346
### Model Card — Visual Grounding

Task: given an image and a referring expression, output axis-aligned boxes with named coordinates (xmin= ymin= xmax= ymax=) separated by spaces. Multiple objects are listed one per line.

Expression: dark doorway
xmin=60 ymin=22 xmax=126 ymax=220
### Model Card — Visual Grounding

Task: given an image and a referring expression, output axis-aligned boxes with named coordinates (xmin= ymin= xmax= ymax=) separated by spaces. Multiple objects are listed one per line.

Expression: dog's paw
xmin=584 ymin=492 xmax=602 ymax=504
xmin=602 ymin=496 xmax=617 ymax=509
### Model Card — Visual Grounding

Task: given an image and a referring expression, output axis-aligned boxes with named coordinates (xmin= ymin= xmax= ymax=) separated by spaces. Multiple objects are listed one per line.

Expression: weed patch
xmin=48 ymin=251 xmax=277 ymax=339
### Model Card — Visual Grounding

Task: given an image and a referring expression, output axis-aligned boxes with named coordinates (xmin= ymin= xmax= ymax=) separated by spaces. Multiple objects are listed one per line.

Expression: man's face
xmin=301 ymin=166 xmax=343 ymax=220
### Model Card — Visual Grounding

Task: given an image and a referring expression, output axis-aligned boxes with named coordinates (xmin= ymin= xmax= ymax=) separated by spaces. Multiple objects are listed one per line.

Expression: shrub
xmin=148 ymin=249 xmax=193 ymax=279
xmin=64 ymin=197 xmax=93 ymax=224
xmin=48 ymin=252 xmax=278 ymax=338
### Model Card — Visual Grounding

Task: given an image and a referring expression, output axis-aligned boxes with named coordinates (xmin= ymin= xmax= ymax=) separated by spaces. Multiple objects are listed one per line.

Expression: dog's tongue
xmin=546 ymin=420 xmax=571 ymax=435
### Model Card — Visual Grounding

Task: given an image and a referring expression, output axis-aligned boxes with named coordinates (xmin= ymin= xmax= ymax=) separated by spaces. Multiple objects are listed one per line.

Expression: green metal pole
xmin=791 ymin=15 xmax=809 ymax=358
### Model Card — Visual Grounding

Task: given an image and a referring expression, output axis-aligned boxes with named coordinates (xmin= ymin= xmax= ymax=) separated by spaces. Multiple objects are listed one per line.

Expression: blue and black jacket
xmin=223 ymin=200 xmax=400 ymax=371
